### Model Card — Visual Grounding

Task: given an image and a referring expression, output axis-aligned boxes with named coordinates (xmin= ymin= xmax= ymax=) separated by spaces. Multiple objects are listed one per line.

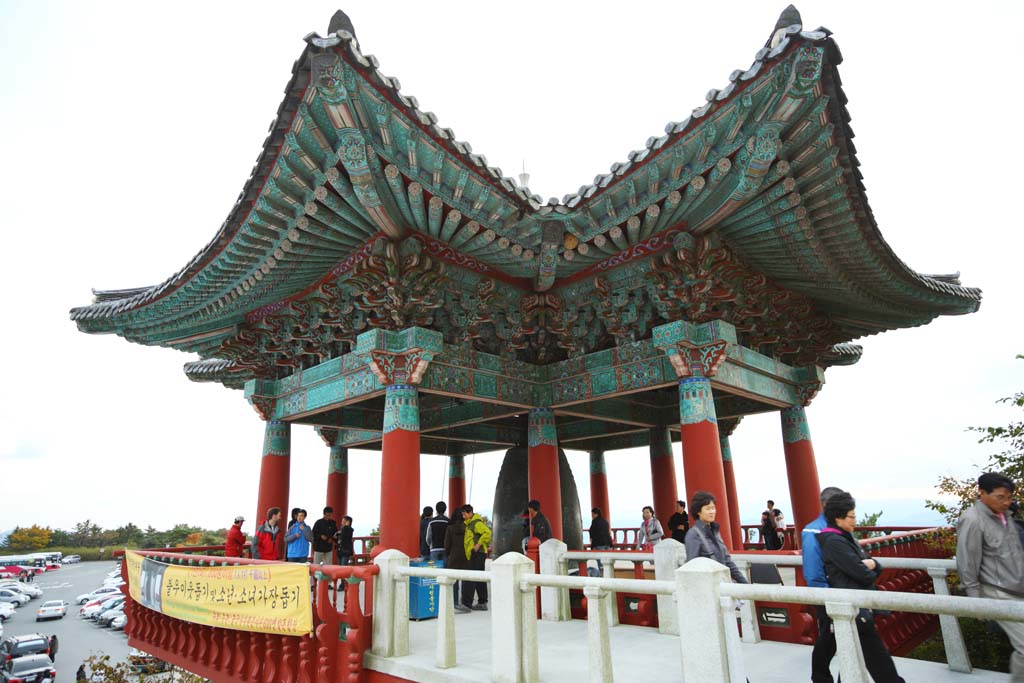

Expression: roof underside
xmin=70 ymin=7 xmax=980 ymax=390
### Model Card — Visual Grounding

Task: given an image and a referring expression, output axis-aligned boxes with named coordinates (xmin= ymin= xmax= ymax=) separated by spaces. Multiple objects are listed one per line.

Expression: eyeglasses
xmin=844 ymin=513 xmax=857 ymax=519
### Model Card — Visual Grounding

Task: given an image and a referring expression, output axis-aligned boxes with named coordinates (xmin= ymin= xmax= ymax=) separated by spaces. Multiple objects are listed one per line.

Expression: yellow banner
xmin=125 ymin=551 xmax=312 ymax=636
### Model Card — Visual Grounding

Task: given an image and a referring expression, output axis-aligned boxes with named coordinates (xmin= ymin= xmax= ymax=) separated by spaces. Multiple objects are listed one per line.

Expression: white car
xmin=76 ymin=585 xmax=122 ymax=604
xmin=62 ymin=555 xmax=81 ymax=564
xmin=0 ymin=582 xmax=42 ymax=598
xmin=35 ymin=599 xmax=67 ymax=621
xmin=0 ymin=602 xmax=14 ymax=621
xmin=102 ymin=577 xmax=126 ymax=588
xmin=83 ymin=596 xmax=122 ymax=620
xmin=0 ymin=588 xmax=30 ymax=606
xmin=110 ymin=612 xmax=127 ymax=630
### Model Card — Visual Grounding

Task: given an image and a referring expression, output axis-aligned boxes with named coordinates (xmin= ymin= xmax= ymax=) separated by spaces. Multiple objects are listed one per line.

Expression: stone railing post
xmin=601 ymin=555 xmax=619 ymax=626
xmin=655 ymin=539 xmax=685 ymax=635
xmin=539 ymin=538 xmax=570 ymax=621
xmin=732 ymin=560 xmax=761 ymax=643
xmin=436 ymin=576 xmax=456 ymax=669
xmin=584 ymin=586 xmax=614 ymax=683
xmin=676 ymin=557 xmax=731 ymax=682
xmin=826 ymin=601 xmax=869 ymax=683
xmin=720 ymin=597 xmax=748 ymax=683
xmin=372 ymin=549 xmax=409 ymax=658
xmin=928 ymin=567 xmax=971 ymax=673
xmin=492 ymin=552 xmax=537 ymax=683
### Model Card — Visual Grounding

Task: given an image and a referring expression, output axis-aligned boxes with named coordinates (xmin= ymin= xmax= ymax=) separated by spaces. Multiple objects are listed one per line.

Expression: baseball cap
xmin=234 ymin=515 xmax=245 ymax=523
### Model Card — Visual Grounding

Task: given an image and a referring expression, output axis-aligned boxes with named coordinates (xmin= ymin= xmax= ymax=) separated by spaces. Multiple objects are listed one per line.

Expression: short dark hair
xmin=691 ymin=492 xmax=716 ymax=519
xmin=267 ymin=506 xmax=281 ymax=519
xmin=767 ymin=500 xmax=775 ymax=506
xmin=823 ymin=491 xmax=857 ymax=528
xmin=342 ymin=515 xmax=352 ymax=524
xmin=820 ymin=487 xmax=844 ymax=506
xmin=422 ymin=506 xmax=434 ymax=517
xmin=463 ymin=504 xmax=474 ymax=514
xmin=592 ymin=507 xmax=602 ymax=516
xmin=528 ymin=500 xmax=541 ymax=511
xmin=436 ymin=501 xmax=447 ymax=514
xmin=323 ymin=506 xmax=334 ymax=514
xmin=676 ymin=500 xmax=686 ymax=508
xmin=290 ymin=507 xmax=301 ymax=519
xmin=979 ymin=472 xmax=1016 ymax=494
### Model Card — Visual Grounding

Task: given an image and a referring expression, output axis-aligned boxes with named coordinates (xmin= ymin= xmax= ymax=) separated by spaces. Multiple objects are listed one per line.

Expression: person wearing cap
xmin=226 ymin=515 xmax=247 ymax=558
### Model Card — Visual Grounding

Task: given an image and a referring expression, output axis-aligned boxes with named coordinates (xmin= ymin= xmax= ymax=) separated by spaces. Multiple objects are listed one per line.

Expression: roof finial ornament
xmin=328 ymin=9 xmax=357 ymax=39
xmin=767 ymin=5 xmax=802 ymax=48
xmin=518 ymin=161 xmax=530 ymax=190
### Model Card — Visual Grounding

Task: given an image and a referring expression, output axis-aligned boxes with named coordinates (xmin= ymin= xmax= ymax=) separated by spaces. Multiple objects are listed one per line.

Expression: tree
xmin=8 ymin=525 xmax=52 ymax=551
xmin=48 ymin=528 xmax=73 ymax=547
xmin=927 ymin=355 xmax=1024 ymax=525
xmin=856 ymin=510 xmax=884 ymax=539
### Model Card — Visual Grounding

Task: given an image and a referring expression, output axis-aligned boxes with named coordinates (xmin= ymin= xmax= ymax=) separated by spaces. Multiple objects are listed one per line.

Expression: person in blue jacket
xmin=801 ymin=486 xmax=845 ymax=683
xmin=285 ymin=508 xmax=312 ymax=562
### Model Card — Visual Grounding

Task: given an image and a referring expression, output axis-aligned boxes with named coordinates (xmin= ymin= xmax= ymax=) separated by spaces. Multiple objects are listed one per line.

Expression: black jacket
xmin=426 ymin=514 xmax=450 ymax=552
xmin=311 ymin=518 xmax=338 ymax=553
xmin=335 ymin=526 xmax=354 ymax=554
xmin=668 ymin=512 xmax=689 ymax=543
xmin=589 ymin=516 xmax=613 ymax=547
xmin=817 ymin=527 xmax=882 ymax=591
xmin=530 ymin=512 xmax=552 ymax=543
xmin=444 ymin=519 xmax=469 ymax=569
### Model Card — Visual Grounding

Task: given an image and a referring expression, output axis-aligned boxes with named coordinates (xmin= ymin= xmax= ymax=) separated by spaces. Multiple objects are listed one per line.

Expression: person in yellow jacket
xmin=460 ymin=504 xmax=491 ymax=611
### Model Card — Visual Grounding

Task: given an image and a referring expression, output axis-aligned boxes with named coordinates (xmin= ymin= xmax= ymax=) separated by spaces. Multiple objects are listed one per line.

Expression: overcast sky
xmin=1 ymin=1 xmax=1021 ymax=539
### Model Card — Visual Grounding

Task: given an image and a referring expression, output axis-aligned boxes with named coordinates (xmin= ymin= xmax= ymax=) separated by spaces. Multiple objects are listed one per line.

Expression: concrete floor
xmin=365 ymin=610 xmax=1010 ymax=683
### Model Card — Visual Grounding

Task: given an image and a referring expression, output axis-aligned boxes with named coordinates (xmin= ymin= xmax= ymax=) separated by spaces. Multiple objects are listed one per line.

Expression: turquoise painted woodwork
xmin=383 ymin=385 xmax=419 ymax=434
xmin=719 ymin=435 xmax=733 ymax=463
xmin=448 ymin=455 xmax=465 ymax=479
xmin=649 ymin=426 xmax=674 ymax=459
xmin=329 ymin=442 xmax=348 ymax=475
xmin=781 ymin=406 xmax=812 ymax=444
xmin=262 ymin=420 xmax=291 ymax=457
xmin=528 ymin=408 xmax=557 ymax=448
xmin=679 ymin=377 xmax=718 ymax=425
xmin=589 ymin=451 xmax=607 ymax=475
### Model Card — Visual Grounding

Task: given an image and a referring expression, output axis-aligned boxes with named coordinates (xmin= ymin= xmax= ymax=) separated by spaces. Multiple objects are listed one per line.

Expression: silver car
xmin=0 ymin=589 xmax=29 ymax=607
xmin=35 ymin=600 xmax=66 ymax=622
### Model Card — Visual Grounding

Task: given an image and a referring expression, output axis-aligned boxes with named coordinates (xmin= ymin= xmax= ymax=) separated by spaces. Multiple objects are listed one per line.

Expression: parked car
xmin=34 ymin=601 xmax=66 ymax=622
xmin=128 ymin=648 xmax=167 ymax=674
xmin=0 ymin=583 xmax=41 ymax=599
xmin=61 ymin=555 xmax=80 ymax=565
xmin=0 ymin=590 xmax=29 ymax=608
xmin=75 ymin=586 xmax=121 ymax=605
xmin=101 ymin=577 xmax=125 ymax=588
xmin=109 ymin=613 xmax=126 ymax=630
xmin=96 ymin=607 xmax=124 ymax=627
xmin=0 ymin=633 xmax=50 ymax=661
xmin=82 ymin=597 xmax=122 ymax=621
xmin=0 ymin=604 xmax=11 ymax=622
xmin=1 ymin=653 xmax=55 ymax=682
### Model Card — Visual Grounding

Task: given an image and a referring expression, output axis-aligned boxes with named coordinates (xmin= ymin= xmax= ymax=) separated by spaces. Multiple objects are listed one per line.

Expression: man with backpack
xmin=460 ymin=504 xmax=491 ymax=611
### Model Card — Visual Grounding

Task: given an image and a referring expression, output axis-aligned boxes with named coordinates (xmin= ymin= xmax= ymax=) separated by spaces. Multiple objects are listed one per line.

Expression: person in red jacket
xmin=226 ymin=516 xmax=247 ymax=557
xmin=252 ymin=507 xmax=282 ymax=560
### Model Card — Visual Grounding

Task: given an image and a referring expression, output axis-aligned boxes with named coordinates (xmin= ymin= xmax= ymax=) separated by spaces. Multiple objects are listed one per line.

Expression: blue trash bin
xmin=409 ymin=559 xmax=442 ymax=620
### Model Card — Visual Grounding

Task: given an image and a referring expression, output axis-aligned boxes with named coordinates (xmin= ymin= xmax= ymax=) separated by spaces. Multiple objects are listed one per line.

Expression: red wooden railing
xmin=740 ymin=524 xmax=931 ymax=550
xmin=120 ymin=550 xmax=378 ymax=683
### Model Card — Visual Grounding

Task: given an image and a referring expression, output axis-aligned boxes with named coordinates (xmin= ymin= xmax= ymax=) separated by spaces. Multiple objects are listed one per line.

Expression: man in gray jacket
xmin=957 ymin=472 xmax=1024 ymax=680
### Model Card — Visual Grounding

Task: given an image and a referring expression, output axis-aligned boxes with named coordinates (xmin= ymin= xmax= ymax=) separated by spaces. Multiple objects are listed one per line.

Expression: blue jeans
xmin=591 ymin=545 xmax=612 ymax=573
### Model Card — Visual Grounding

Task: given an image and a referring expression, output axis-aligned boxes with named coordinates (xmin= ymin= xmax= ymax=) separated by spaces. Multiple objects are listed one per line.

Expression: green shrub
xmin=908 ymin=617 xmax=1011 ymax=672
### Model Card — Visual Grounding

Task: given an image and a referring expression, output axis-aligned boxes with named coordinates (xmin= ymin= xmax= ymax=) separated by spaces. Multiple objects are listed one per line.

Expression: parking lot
xmin=3 ymin=561 xmax=131 ymax=682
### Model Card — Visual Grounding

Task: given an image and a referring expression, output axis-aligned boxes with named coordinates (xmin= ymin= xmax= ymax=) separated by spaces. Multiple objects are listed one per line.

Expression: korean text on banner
xmin=125 ymin=550 xmax=312 ymax=636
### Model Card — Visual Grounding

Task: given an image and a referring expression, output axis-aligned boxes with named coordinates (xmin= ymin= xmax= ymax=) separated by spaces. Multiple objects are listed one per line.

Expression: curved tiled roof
xmin=70 ymin=7 xmax=980 ymax=376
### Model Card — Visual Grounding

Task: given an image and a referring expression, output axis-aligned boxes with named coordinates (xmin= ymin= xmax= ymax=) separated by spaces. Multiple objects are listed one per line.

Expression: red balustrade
xmin=120 ymin=550 xmax=378 ymax=683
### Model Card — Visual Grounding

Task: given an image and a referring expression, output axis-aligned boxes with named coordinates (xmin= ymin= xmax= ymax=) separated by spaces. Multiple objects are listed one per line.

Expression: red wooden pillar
xmin=379 ymin=384 xmax=421 ymax=558
xmin=256 ymin=420 xmax=290 ymax=556
xmin=326 ymin=437 xmax=348 ymax=517
xmin=649 ymin=426 xmax=679 ymax=530
xmin=589 ymin=450 xmax=610 ymax=519
xmin=782 ymin=406 xmax=821 ymax=534
xmin=720 ymin=434 xmax=743 ymax=549
xmin=448 ymin=454 xmax=466 ymax=512
xmin=528 ymin=408 xmax=563 ymax=540
xmin=678 ymin=377 xmax=734 ymax=549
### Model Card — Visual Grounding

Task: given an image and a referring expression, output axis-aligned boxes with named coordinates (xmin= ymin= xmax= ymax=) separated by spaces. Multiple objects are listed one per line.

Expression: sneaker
xmin=455 ymin=604 xmax=471 ymax=613
xmin=470 ymin=604 xmax=488 ymax=611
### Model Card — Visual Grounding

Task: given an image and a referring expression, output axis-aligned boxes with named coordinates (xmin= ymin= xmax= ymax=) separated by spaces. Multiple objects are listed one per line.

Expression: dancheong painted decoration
xmin=70 ymin=7 xmax=980 ymax=559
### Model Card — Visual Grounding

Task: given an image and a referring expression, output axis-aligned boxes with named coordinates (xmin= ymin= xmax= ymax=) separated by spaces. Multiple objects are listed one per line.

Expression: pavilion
xmin=70 ymin=6 xmax=981 ymax=559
